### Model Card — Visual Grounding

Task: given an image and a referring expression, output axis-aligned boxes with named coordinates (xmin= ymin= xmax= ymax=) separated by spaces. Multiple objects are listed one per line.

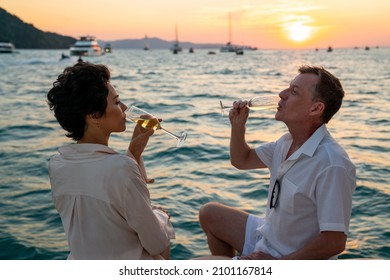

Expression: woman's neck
xmin=77 ymin=131 xmax=109 ymax=146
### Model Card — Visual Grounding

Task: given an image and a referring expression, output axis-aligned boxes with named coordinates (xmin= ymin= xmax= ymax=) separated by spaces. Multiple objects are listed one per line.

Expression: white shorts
xmin=241 ymin=214 xmax=265 ymax=256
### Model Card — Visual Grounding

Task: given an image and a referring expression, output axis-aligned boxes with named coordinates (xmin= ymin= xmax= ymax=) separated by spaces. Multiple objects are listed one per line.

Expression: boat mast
xmin=175 ymin=23 xmax=179 ymax=44
xmin=171 ymin=23 xmax=182 ymax=54
xmin=228 ymin=12 xmax=232 ymax=44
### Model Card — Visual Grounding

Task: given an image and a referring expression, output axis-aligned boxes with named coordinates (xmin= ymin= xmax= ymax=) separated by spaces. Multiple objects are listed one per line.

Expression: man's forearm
xmin=281 ymin=231 xmax=347 ymax=260
xmin=230 ymin=125 xmax=250 ymax=168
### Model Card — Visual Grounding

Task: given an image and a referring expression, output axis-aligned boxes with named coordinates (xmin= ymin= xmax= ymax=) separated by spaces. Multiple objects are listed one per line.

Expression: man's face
xmin=275 ymin=73 xmax=320 ymax=126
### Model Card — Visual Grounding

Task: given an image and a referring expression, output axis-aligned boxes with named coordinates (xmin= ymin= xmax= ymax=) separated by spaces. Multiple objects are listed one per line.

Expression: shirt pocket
xmin=279 ymin=177 xmax=298 ymax=214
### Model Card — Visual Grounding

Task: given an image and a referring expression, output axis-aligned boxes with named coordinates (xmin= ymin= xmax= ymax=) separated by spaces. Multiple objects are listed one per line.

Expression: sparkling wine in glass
xmin=126 ymin=105 xmax=187 ymax=147
xmin=220 ymin=95 xmax=280 ymax=116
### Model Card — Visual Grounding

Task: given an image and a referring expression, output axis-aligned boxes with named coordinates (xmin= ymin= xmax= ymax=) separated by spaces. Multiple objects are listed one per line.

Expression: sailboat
xmin=170 ymin=24 xmax=182 ymax=54
xmin=143 ymin=35 xmax=150 ymax=51
xmin=220 ymin=13 xmax=237 ymax=53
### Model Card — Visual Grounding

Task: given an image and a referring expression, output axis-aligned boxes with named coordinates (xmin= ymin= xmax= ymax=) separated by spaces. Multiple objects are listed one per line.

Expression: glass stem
xmin=160 ymin=127 xmax=180 ymax=140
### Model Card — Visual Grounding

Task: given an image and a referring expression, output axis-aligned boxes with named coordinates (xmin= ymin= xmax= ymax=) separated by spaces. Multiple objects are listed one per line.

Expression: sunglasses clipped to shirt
xmin=270 ymin=179 xmax=281 ymax=209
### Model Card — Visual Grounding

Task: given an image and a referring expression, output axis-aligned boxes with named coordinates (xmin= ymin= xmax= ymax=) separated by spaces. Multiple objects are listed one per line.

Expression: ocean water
xmin=0 ymin=48 xmax=389 ymax=260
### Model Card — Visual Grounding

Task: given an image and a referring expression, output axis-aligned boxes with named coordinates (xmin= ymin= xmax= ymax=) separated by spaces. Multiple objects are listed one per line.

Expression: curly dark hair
xmin=298 ymin=65 xmax=344 ymax=123
xmin=47 ymin=62 xmax=111 ymax=141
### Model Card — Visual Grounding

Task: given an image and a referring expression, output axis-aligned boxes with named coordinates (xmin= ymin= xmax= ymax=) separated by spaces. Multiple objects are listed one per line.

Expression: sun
xmin=286 ymin=22 xmax=313 ymax=42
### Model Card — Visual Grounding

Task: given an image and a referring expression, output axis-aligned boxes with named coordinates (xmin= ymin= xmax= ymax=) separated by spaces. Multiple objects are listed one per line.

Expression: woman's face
xmin=99 ymin=82 xmax=128 ymax=134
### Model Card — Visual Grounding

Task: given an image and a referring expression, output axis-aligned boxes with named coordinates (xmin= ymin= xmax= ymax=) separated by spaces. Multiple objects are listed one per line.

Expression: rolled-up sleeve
xmin=118 ymin=159 xmax=170 ymax=256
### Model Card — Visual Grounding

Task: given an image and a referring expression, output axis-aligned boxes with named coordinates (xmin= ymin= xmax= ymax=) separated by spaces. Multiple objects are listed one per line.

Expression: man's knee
xmin=199 ymin=202 xmax=224 ymax=230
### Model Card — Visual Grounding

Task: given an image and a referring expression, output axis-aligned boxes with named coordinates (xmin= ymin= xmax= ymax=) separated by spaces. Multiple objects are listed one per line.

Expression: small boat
xmin=243 ymin=46 xmax=258 ymax=51
xmin=208 ymin=51 xmax=217 ymax=55
xmin=143 ymin=35 xmax=150 ymax=51
xmin=189 ymin=47 xmax=194 ymax=53
xmin=170 ymin=24 xmax=182 ymax=54
xmin=0 ymin=42 xmax=15 ymax=53
xmin=235 ymin=47 xmax=244 ymax=55
xmin=104 ymin=43 xmax=112 ymax=53
xmin=220 ymin=42 xmax=236 ymax=53
xmin=327 ymin=46 xmax=333 ymax=52
xmin=220 ymin=13 xmax=237 ymax=53
xmin=69 ymin=36 xmax=102 ymax=56
xmin=60 ymin=53 xmax=70 ymax=60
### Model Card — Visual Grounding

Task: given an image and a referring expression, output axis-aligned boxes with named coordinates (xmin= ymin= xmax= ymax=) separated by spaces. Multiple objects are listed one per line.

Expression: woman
xmin=47 ymin=62 xmax=174 ymax=260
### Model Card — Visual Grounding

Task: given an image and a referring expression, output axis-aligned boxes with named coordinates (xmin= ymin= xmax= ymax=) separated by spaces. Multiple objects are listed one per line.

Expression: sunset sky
xmin=2 ymin=0 xmax=390 ymax=49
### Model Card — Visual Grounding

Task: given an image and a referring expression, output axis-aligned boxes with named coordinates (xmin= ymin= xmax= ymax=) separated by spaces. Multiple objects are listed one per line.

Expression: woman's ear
xmin=86 ymin=113 xmax=101 ymax=128
xmin=91 ymin=113 xmax=100 ymax=120
xmin=86 ymin=112 xmax=101 ymax=120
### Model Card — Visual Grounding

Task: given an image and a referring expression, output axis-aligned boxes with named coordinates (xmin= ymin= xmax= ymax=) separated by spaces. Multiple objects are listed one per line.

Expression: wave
xmin=111 ymin=75 xmax=138 ymax=81
xmin=0 ymin=231 xmax=67 ymax=260
xmin=0 ymin=125 xmax=53 ymax=141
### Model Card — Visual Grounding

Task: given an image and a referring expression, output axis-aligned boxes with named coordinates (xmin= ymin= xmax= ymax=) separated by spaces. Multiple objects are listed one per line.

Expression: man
xmin=199 ymin=65 xmax=356 ymax=259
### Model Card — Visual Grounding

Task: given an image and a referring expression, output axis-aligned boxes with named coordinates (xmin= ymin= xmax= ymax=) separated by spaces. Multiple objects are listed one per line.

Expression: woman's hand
xmin=128 ymin=118 xmax=162 ymax=184
xmin=128 ymin=122 xmax=154 ymax=161
xmin=152 ymin=206 xmax=171 ymax=220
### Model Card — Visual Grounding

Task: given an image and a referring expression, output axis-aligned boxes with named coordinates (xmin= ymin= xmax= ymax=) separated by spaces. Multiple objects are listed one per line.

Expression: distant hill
xmin=0 ymin=7 xmax=76 ymax=49
xmin=102 ymin=37 xmax=222 ymax=50
xmin=0 ymin=6 xmax=223 ymax=50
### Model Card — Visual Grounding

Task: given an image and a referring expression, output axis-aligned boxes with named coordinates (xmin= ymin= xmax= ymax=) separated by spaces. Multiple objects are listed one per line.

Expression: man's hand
xmin=239 ymin=251 xmax=277 ymax=260
xmin=229 ymin=100 xmax=250 ymax=126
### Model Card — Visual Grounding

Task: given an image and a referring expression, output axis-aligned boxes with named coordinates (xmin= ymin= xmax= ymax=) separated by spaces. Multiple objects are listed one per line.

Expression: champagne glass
xmin=220 ymin=94 xmax=280 ymax=116
xmin=126 ymin=105 xmax=187 ymax=147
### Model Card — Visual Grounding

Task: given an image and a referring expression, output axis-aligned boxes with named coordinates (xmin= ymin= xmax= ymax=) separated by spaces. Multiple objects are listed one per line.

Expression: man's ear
xmin=310 ymin=102 xmax=325 ymax=116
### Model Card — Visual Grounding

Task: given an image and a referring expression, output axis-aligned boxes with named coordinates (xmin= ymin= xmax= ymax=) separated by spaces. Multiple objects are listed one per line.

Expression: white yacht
xmin=69 ymin=36 xmax=102 ymax=56
xmin=0 ymin=42 xmax=15 ymax=53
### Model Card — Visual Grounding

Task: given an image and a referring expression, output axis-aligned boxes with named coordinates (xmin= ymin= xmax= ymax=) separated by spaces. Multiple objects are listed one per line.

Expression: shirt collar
xmin=288 ymin=124 xmax=328 ymax=160
xmin=58 ymin=143 xmax=117 ymax=160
